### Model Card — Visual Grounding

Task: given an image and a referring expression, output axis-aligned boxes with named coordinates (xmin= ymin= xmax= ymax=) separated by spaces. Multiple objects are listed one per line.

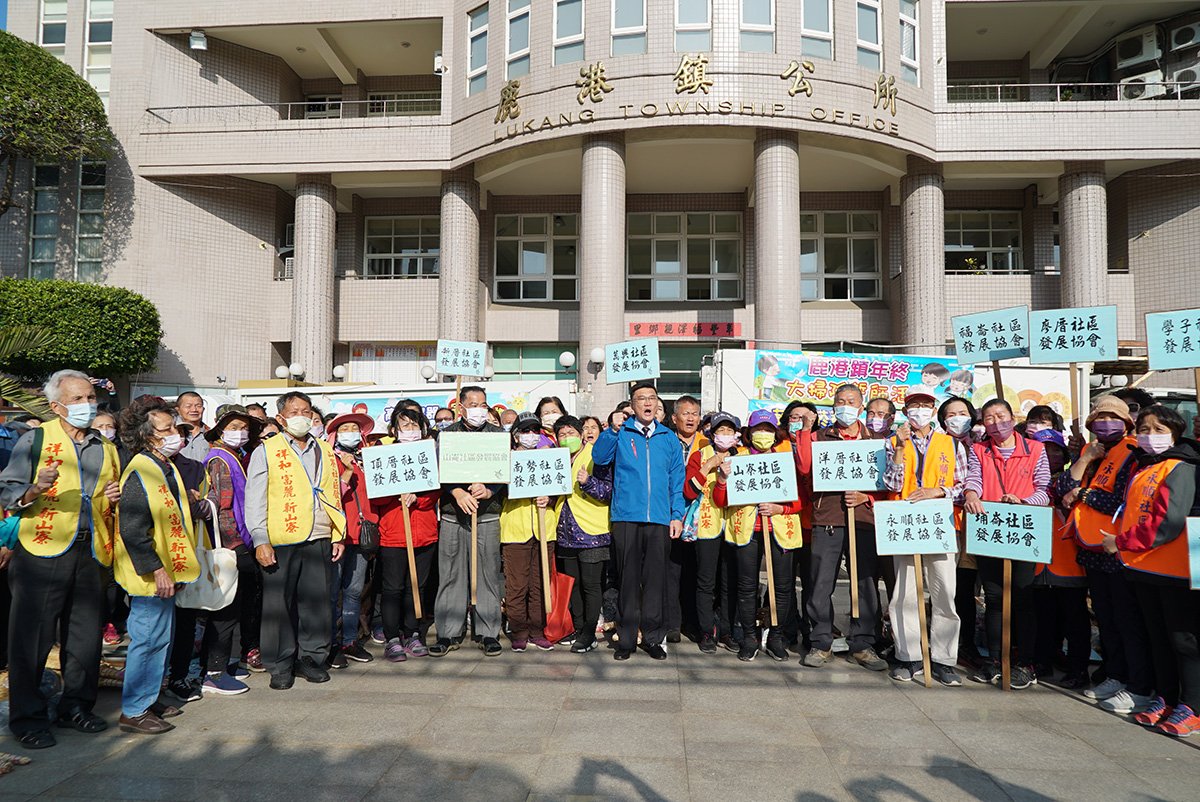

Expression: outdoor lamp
xmin=559 ymin=351 xmax=576 ymax=369
xmin=274 ymin=366 xmax=289 ymax=379
xmin=189 ymin=30 xmax=208 ymax=51
xmin=289 ymin=363 xmax=304 ymax=377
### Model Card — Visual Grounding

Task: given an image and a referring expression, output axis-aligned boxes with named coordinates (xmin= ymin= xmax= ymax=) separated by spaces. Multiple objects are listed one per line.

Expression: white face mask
xmin=465 ymin=408 xmax=489 ymax=428
xmin=518 ymin=432 xmax=541 ymax=449
xmin=944 ymin=415 xmax=972 ymax=437
xmin=283 ymin=415 xmax=313 ymax=438
xmin=337 ymin=432 xmax=362 ymax=448
xmin=541 ymin=412 xmax=562 ymax=427
xmin=311 ymin=421 xmax=325 ymax=438
xmin=222 ymin=430 xmax=249 ymax=449
xmin=395 ymin=429 xmax=421 ymax=443
xmin=157 ymin=433 xmax=183 ymax=458
xmin=1137 ymin=433 xmax=1174 ymax=455
xmin=906 ymin=408 xmax=934 ymax=429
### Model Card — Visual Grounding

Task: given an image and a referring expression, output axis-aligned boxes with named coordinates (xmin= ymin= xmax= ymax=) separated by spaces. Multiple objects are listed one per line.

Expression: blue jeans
xmin=123 ymin=595 xmax=175 ymax=717
xmin=329 ymin=544 xmax=368 ymax=646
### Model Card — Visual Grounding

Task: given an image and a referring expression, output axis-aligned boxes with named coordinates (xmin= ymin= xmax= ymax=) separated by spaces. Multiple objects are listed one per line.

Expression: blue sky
xmin=0 ymin=0 xmax=7 ymax=31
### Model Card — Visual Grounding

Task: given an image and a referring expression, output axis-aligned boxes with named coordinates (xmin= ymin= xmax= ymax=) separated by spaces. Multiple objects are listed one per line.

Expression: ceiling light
xmin=976 ymin=28 xmax=988 ymax=36
xmin=296 ymin=46 xmax=307 ymax=53
xmin=401 ymin=41 xmax=412 ymax=48
xmin=189 ymin=29 xmax=208 ymax=51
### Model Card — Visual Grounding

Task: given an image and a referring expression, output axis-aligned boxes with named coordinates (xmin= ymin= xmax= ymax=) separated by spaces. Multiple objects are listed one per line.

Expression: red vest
xmin=970 ymin=435 xmax=1045 ymax=502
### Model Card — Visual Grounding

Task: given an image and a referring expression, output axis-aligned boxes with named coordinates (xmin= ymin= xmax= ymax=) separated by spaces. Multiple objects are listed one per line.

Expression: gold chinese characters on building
xmin=780 ymin=60 xmax=816 ymax=98
xmin=673 ymin=54 xmax=713 ymax=95
xmin=576 ymin=62 xmax=614 ymax=105
xmin=495 ymin=79 xmax=522 ymax=124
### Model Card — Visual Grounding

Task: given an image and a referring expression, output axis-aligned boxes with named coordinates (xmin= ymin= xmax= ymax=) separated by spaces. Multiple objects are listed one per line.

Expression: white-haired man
xmin=0 ymin=370 xmax=121 ymax=749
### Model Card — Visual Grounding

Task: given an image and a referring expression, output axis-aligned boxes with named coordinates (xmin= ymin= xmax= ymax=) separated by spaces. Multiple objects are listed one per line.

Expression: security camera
xmin=433 ymin=51 xmax=446 ymax=75
xmin=216 ymin=375 xmax=226 ymax=384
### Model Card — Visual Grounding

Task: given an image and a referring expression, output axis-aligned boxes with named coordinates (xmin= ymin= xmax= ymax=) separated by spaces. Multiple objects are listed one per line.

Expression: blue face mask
xmin=62 ymin=402 xmax=98 ymax=429
xmin=833 ymin=405 xmax=860 ymax=427
xmin=788 ymin=421 xmax=805 ymax=434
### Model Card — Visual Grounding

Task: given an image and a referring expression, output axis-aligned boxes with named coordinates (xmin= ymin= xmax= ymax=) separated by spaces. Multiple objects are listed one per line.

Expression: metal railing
xmin=947 ymin=81 xmax=1200 ymax=103
xmin=145 ymin=95 xmax=442 ymax=127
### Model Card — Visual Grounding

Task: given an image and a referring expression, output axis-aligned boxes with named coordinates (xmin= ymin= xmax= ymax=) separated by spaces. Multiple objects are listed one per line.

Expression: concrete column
xmin=293 ymin=174 xmax=337 ymax=383
xmin=1059 ymin=161 xmax=1108 ymax=309
xmin=438 ymin=166 xmax=482 ymax=342
xmin=579 ymin=133 xmax=627 ymax=414
xmin=898 ymin=156 xmax=946 ymax=352
xmin=753 ymin=130 xmax=801 ymax=349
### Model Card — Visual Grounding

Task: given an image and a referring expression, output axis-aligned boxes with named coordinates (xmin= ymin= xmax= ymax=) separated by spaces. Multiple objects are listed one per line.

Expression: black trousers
xmin=8 ymin=537 xmax=103 ymax=736
xmin=261 ymin=538 xmax=333 ymax=677
xmin=169 ymin=606 xmax=201 ymax=683
xmin=781 ymin=542 xmax=813 ymax=649
xmin=692 ymin=537 xmax=725 ymax=638
xmin=236 ymin=546 xmax=263 ymax=656
xmin=664 ymin=538 xmax=684 ymax=635
xmin=557 ymin=547 xmax=605 ymax=637
xmin=1033 ymin=586 xmax=1091 ymax=675
xmin=380 ymin=543 xmax=435 ymax=640
xmin=806 ymin=524 xmax=880 ymax=653
xmin=1133 ymin=580 xmax=1200 ymax=709
xmin=101 ymin=565 xmax=128 ymax=635
xmin=1087 ymin=567 xmax=1153 ymax=695
xmin=201 ymin=548 xmax=262 ymax=672
xmin=955 ymin=566 xmax=980 ymax=655
xmin=735 ymin=533 xmax=795 ymax=647
xmin=611 ymin=522 xmax=670 ymax=648
xmin=977 ymin=556 xmax=1035 ymax=666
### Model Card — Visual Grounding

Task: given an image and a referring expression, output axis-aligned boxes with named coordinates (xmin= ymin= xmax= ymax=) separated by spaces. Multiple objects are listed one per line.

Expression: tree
xmin=0 ymin=279 xmax=162 ymax=382
xmin=0 ymin=326 xmax=56 ymax=418
xmin=0 ymin=29 xmax=112 ymax=217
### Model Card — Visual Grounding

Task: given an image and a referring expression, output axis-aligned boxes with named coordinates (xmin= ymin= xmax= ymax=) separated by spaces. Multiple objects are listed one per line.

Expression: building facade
xmin=4 ymin=0 xmax=1200 ymax=410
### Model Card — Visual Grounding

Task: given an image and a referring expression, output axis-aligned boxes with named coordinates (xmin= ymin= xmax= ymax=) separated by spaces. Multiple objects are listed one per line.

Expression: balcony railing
xmin=946 ymin=81 xmax=1200 ymax=103
xmin=146 ymin=95 xmax=442 ymax=127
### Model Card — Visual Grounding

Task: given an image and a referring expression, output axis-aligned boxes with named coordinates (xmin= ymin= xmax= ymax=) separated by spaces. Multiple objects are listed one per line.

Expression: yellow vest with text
xmin=693 ymin=444 xmax=727 ymax=540
xmin=113 ymin=454 xmax=200 ymax=596
xmin=724 ymin=444 xmax=804 ymax=549
xmin=558 ymin=443 xmax=610 ymax=536
xmin=500 ymin=496 xmax=560 ymax=544
xmin=264 ymin=436 xmax=346 ymax=546
xmin=17 ymin=418 xmax=119 ymax=565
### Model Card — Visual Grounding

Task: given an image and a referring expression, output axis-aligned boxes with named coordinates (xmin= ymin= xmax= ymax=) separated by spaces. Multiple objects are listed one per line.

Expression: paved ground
xmin=1 ymin=632 xmax=1198 ymax=802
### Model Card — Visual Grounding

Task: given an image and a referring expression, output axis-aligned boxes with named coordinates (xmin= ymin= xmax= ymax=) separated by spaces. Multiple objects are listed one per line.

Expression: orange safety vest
xmin=1117 ymin=459 xmax=1189 ymax=581
xmin=888 ymin=431 xmax=965 ymax=530
xmin=1035 ymin=508 xmax=1086 ymax=583
xmin=1070 ymin=437 xmax=1137 ymax=550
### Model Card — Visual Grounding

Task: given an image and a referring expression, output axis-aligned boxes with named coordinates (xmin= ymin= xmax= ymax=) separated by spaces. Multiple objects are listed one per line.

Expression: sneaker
xmin=1057 ymin=671 xmax=1089 ymax=691
xmin=1099 ymin=690 xmax=1155 ymax=714
xmin=384 ymin=638 xmax=408 ymax=663
xmin=558 ymin=631 xmax=577 ymax=645
xmin=428 ymin=637 xmax=462 ymax=657
xmin=764 ymin=640 xmax=788 ymax=662
xmin=530 ymin=637 xmax=555 ymax=651
xmin=103 ymin=624 xmax=120 ymax=646
xmin=202 ymin=672 xmax=249 ymax=696
xmin=1157 ymin=704 xmax=1200 ymax=737
xmin=737 ymin=643 xmax=758 ymax=662
xmin=851 ymin=648 xmax=888 ymax=672
xmin=240 ymin=649 xmax=265 ymax=673
xmin=342 ymin=642 xmax=374 ymax=663
xmin=166 ymin=679 xmax=201 ymax=703
xmin=226 ymin=662 xmax=250 ymax=678
xmin=1009 ymin=665 xmax=1036 ymax=690
xmin=511 ymin=638 xmax=528 ymax=652
xmin=932 ymin=664 xmax=961 ymax=687
xmin=571 ymin=635 xmax=597 ymax=653
xmin=327 ymin=649 xmax=348 ymax=670
xmin=969 ymin=661 xmax=1001 ymax=685
xmin=1083 ymin=677 xmax=1125 ymax=701
xmin=1133 ymin=697 xmax=1169 ymax=728
xmin=403 ymin=636 xmax=429 ymax=658
xmin=482 ymin=637 xmax=503 ymax=657
xmin=890 ymin=662 xmax=915 ymax=682
xmin=802 ymin=648 xmax=833 ymax=668
xmin=698 ymin=634 xmax=717 ymax=655
xmin=370 ymin=626 xmax=386 ymax=645
xmin=718 ymin=635 xmax=739 ymax=653
xmin=667 ymin=630 xmax=682 ymax=644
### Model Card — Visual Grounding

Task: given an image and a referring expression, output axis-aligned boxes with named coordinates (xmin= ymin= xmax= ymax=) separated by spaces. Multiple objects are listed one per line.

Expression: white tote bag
xmin=176 ymin=502 xmax=239 ymax=611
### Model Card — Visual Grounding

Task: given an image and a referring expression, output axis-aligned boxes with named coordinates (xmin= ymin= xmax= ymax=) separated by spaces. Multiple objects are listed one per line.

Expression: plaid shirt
xmin=883 ymin=429 xmax=969 ymax=504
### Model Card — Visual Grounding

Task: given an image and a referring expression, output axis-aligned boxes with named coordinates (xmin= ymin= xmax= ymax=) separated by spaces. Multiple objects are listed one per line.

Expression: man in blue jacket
xmin=592 ymin=382 xmax=685 ymax=661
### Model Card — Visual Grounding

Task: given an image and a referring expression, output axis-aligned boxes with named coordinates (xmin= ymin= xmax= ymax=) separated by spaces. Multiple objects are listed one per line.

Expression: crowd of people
xmin=2 ymin=369 xmax=1199 ymax=750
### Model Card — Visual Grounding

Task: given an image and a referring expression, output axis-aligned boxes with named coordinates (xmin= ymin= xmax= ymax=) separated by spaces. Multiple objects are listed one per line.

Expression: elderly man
xmin=177 ymin=391 xmax=210 ymax=462
xmin=0 ymin=370 xmax=121 ymax=749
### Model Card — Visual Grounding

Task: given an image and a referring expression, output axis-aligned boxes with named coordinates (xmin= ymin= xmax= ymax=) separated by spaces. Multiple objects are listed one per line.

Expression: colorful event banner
xmin=508 ymin=448 xmax=572 ymax=500
xmin=1028 ymin=306 xmax=1118 ymax=365
xmin=435 ymin=339 xmax=487 ymax=377
xmin=724 ymin=452 xmax=799 ymax=506
xmin=873 ymin=500 xmax=958 ymax=556
xmin=437 ymin=432 xmax=511 ymax=484
xmin=1188 ymin=519 xmax=1200 ymax=591
xmin=952 ymin=306 xmax=1030 ymax=362
xmin=1145 ymin=309 xmax=1200 ymax=370
xmin=965 ymin=502 xmax=1053 ymax=563
xmin=605 ymin=337 xmax=661 ymax=384
xmin=810 ymin=440 xmax=887 ymax=492
xmin=362 ymin=441 xmax=439 ymax=499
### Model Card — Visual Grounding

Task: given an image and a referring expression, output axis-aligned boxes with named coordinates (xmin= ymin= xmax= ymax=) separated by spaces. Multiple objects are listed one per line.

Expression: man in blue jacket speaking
xmin=592 ymin=382 xmax=685 ymax=661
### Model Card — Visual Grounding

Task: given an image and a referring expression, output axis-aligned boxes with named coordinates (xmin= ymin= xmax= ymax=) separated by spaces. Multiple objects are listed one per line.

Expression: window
xmin=740 ymin=0 xmax=774 ymax=53
xmin=29 ymin=165 xmax=60 ymax=281
xmin=899 ymin=0 xmax=919 ymax=85
xmin=364 ymin=217 xmax=440 ymax=279
xmin=612 ymin=0 xmax=647 ymax=55
xmin=627 ymin=213 xmax=742 ymax=302
xmin=799 ymin=212 xmax=882 ymax=301
xmin=856 ymin=0 xmax=882 ymax=70
xmin=506 ymin=0 xmax=531 ymax=78
xmin=801 ymin=0 xmax=833 ymax=60
xmin=554 ymin=0 xmax=585 ymax=65
xmin=1052 ymin=209 xmax=1060 ymax=271
xmin=495 ymin=214 xmax=579 ymax=301
xmin=468 ymin=4 xmax=489 ymax=96
xmin=304 ymin=94 xmax=343 ymax=119
xmin=76 ymin=162 xmax=106 ymax=283
xmin=659 ymin=345 xmax=713 ymax=396
xmin=675 ymin=0 xmax=711 ymax=52
xmin=40 ymin=0 xmax=68 ymax=58
xmin=946 ymin=79 xmax=1021 ymax=103
xmin=366 ymin=91 xmax=441 ymax=116
xmin=944 ymin=212 xmax=1023 ymax=274
xmin=493 ymin=344 xmax=578 ymax=381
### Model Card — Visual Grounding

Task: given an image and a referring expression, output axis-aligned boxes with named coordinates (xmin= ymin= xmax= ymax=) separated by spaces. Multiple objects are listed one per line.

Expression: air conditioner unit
xmin=1115 ymin=27 xmax=1162 ymax=70
xmin=283 ymin=256 xmax=294 ymax=279
xmin=1119 ymin=69 xmax=1167 ymax=100
xmin=1170 ymin=22 xmax=1200 ymax=51
xmin=1172 ymin=58 xmax=1200 ymax=92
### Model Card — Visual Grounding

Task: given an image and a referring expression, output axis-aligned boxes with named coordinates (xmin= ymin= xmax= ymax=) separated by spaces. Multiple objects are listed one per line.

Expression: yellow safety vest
xmin=694 ymin=444 xmax=727 ymax=541
xmin=17 ymin=417 xmax=119 ymax=565
xmin=558 ymin=444 xmax=610 ymax=536
xmin=500 ymin=496 xmax=560 ymax=544
xmin=724 ymin=444 xmax=803 ymax=549
xmin=113 ymin=454 xmax=200 ymax=596
xmin=264 ymin=436 xmax=346 ymax=546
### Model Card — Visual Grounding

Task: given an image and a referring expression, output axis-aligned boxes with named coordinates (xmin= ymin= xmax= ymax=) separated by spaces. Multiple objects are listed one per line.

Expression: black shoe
xmin=16 ymin=729 xmax=56 ymax=749
xmin=931 ymin=663 xmax=962 ymax=687
xmin=342 ymin=642 xmax=374 ymax=663
xmin=482 ymin=637 xmax=503 ymax=657
xmin=666 ymin=630 xmax=681 ymax=644
xmin=559 ymin=631 xmax=578 ymax=645
xmin=1057 ymin=670 xmax=1089 ymax=691
xmin=570 ymin=634 xmax=597 ymax=654
xmin=166 ymin=679 xmax=201 ymax=703
xmin=764 ymin=640 xmax=788 ymax=662
xmin=643 ymin=643 xmax=668 ymax=660
xmin=56 ymin=708 xmax=107 ymax=734
xmin=698 ymin=634 xmax=717 ymax=655
xmin=718 ymin=635 xmax=739 ymax=653
xmin=269 ymin=673 xmax=294 ymax=691
xmin=738 ymin=643 xmax=758 ymax=662
xmin=327 ymin=649 xmax=348 ymax=670
xmin=614 ymin=648 xmax=633 ymax=661
xmin=295 ymin=656 xmax=331 ymax=683
xmin=428 ymin=637 xmax=462 ymax=657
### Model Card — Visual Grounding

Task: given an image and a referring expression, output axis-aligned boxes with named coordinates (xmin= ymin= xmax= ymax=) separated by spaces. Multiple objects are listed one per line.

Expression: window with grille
xmin=944 ymin=211 xmax=1023 ymax=274
xmin=29 ymin=165 xmax=61 ymax=281
xmin=627 ymin=213 xmax=742 ymax=302
xmin=495 ymin=214 xmax=579 ymax=301
xmin=76 ymin=162 xmax=106 ymax=283
xmin=364 ymin=217 xmax=440 ymax=279
xmin=799 ymin=212 xmax=882 ymax=301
